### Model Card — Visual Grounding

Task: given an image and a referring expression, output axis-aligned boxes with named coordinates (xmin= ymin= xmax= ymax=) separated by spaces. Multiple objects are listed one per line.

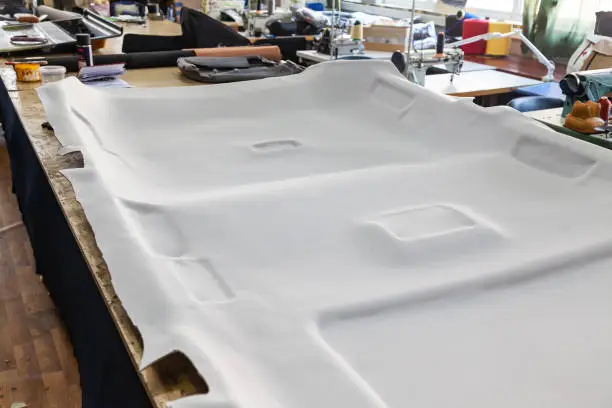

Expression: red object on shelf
xmin=599 ymin=97 xmax=611 ymax=123
xmin=461 ymin=19 xmax=489 ymax=55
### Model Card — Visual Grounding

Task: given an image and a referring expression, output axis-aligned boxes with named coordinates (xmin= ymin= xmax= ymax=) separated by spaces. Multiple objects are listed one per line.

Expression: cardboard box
xmin=581 ymin=38 xmax=612 ymax=71
xmin=363 ymin=25 xmax=409 ymax=52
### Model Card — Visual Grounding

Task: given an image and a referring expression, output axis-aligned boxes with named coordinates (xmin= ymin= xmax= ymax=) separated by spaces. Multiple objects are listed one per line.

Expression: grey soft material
xmin=177 ymin=55 xmax=304 ymax=83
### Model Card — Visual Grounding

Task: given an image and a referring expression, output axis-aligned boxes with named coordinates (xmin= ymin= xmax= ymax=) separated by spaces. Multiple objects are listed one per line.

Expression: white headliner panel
xmin=38 ymin=60 xmax=612 ymax=408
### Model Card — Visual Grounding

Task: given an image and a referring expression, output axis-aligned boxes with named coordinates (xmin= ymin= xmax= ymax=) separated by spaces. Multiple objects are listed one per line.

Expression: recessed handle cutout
xmin=513 ymin=137 xmax=595 ymax=178
xmin=252 ymin=139 xmax=302 ymax=153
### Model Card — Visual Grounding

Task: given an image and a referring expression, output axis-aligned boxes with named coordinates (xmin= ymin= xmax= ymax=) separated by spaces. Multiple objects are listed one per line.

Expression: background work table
xmin=297 ymin=50 xmax=542 ymax=98
xmin=424 ymin=69 xmax=540 ymax=97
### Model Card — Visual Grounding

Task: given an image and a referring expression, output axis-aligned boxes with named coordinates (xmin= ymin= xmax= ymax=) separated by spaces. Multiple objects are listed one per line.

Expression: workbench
xmin=296 ymin=49 xmax=496 ymax=72
xmin=525 ymin=107 xmax=612 ymax=150
xmin=424 ymin=69 xmax=540 ymax=97
xmin=0 ymin=20 xmax=205 ymax=408
xmin=296 ymin=49 xmax=541 ymax=98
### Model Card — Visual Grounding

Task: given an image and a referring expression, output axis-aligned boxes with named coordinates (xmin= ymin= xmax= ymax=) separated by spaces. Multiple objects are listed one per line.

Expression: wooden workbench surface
xmin=465 ymin=54 xmax=567 ymax=82
xmin=2 ymin=20 xmax=206 ymax=408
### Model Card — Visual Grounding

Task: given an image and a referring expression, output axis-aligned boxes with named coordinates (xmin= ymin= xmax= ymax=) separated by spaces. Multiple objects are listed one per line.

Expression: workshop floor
xmin=0 ymin=144 xmax=81 ymax=408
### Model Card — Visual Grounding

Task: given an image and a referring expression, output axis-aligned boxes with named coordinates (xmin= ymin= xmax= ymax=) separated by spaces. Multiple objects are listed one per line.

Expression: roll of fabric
xmin=190 ymin=46 xmax=282 ymax=61
xmin=43 ymin=47 xmax=280 ymax=72
xmin=44 ymin=50 xmax=197 ymax=72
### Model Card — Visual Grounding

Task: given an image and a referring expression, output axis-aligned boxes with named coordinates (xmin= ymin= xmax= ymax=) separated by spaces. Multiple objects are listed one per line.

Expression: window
xmin=545 ymin=0 xmax=612 ymax=39
xmin=465 ymin=0 xmax=523 ymax=21
xmin=466 ymin=0 xmax=514 ymax=13
xmin=343 ymin=0 xmax=525 ymax=22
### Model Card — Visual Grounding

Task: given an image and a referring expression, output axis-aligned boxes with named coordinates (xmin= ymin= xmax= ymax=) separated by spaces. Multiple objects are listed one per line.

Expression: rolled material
xmin=190 ymin=46 xmax=282 ymax=62
xmin=44 ymin=50 xmax=197 ymax=72
xmin=42 ymin=47 xmax=278 ymax=72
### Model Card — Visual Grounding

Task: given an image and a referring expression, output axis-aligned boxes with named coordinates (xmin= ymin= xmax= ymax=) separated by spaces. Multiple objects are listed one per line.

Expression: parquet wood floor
xmin=0 ymin=144 xmax=81 ymax=408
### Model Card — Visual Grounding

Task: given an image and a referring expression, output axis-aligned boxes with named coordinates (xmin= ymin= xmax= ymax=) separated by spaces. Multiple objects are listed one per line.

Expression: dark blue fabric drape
xmin=0 ymin=80 xmax=152 ymax=408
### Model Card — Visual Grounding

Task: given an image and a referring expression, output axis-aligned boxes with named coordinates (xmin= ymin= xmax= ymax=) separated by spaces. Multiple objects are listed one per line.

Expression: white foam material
xmin=38 ymin=60 xmax=612 ymax=408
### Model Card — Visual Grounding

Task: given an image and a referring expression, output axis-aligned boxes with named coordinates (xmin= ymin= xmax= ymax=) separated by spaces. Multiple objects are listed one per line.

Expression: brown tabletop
xmin=465 ymin=54 xmax=567 ymax=82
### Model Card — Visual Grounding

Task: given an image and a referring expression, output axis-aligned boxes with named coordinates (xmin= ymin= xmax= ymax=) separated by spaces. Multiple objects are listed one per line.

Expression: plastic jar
xmin=14 ymin=63 xmax=41 ymax=82
xmin=39 ymin=65 xmax=67 ymax=84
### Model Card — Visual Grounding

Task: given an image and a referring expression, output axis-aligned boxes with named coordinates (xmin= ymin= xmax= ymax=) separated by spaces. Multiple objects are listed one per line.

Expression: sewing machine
xmin=399 ymin=0 xmax=554 ymax=87
xmin=245 ymin=11 xmax=270 ymax=37
xmin=560 ymin=68 xmax=612 ymax=117
xmin=402 ymin=47 xmax=463 ymax=86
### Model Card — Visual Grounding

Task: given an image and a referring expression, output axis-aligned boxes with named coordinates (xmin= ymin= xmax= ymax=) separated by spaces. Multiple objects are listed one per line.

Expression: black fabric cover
xmin=122 ymin=7 xmax=249 ymax=53
xmin=0 ymin=79 xmax=152 ymax=408
xmin=178 ymin=55 xmax=303 ymax=83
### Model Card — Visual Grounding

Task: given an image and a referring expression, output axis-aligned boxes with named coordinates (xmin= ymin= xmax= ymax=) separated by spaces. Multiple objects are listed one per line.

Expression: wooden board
xmin=423 ymin=69 xmax=541 ymax=97
xmin=464 ymin=54 xmax=568 ymax=82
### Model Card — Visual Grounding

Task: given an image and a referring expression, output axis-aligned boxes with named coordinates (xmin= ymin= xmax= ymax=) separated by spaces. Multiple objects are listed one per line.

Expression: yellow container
xmin=14 ymin=63 xmax=41 ymax=82
xmin=485 ymin=22 xmax=512 ymax=56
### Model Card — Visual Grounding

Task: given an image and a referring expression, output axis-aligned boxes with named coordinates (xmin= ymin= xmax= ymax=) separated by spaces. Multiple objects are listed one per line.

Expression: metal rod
xmin=404 ymin=0 xmax=416 ymax=76
xmin=331 ymin=0 xmax=336 ymax=59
